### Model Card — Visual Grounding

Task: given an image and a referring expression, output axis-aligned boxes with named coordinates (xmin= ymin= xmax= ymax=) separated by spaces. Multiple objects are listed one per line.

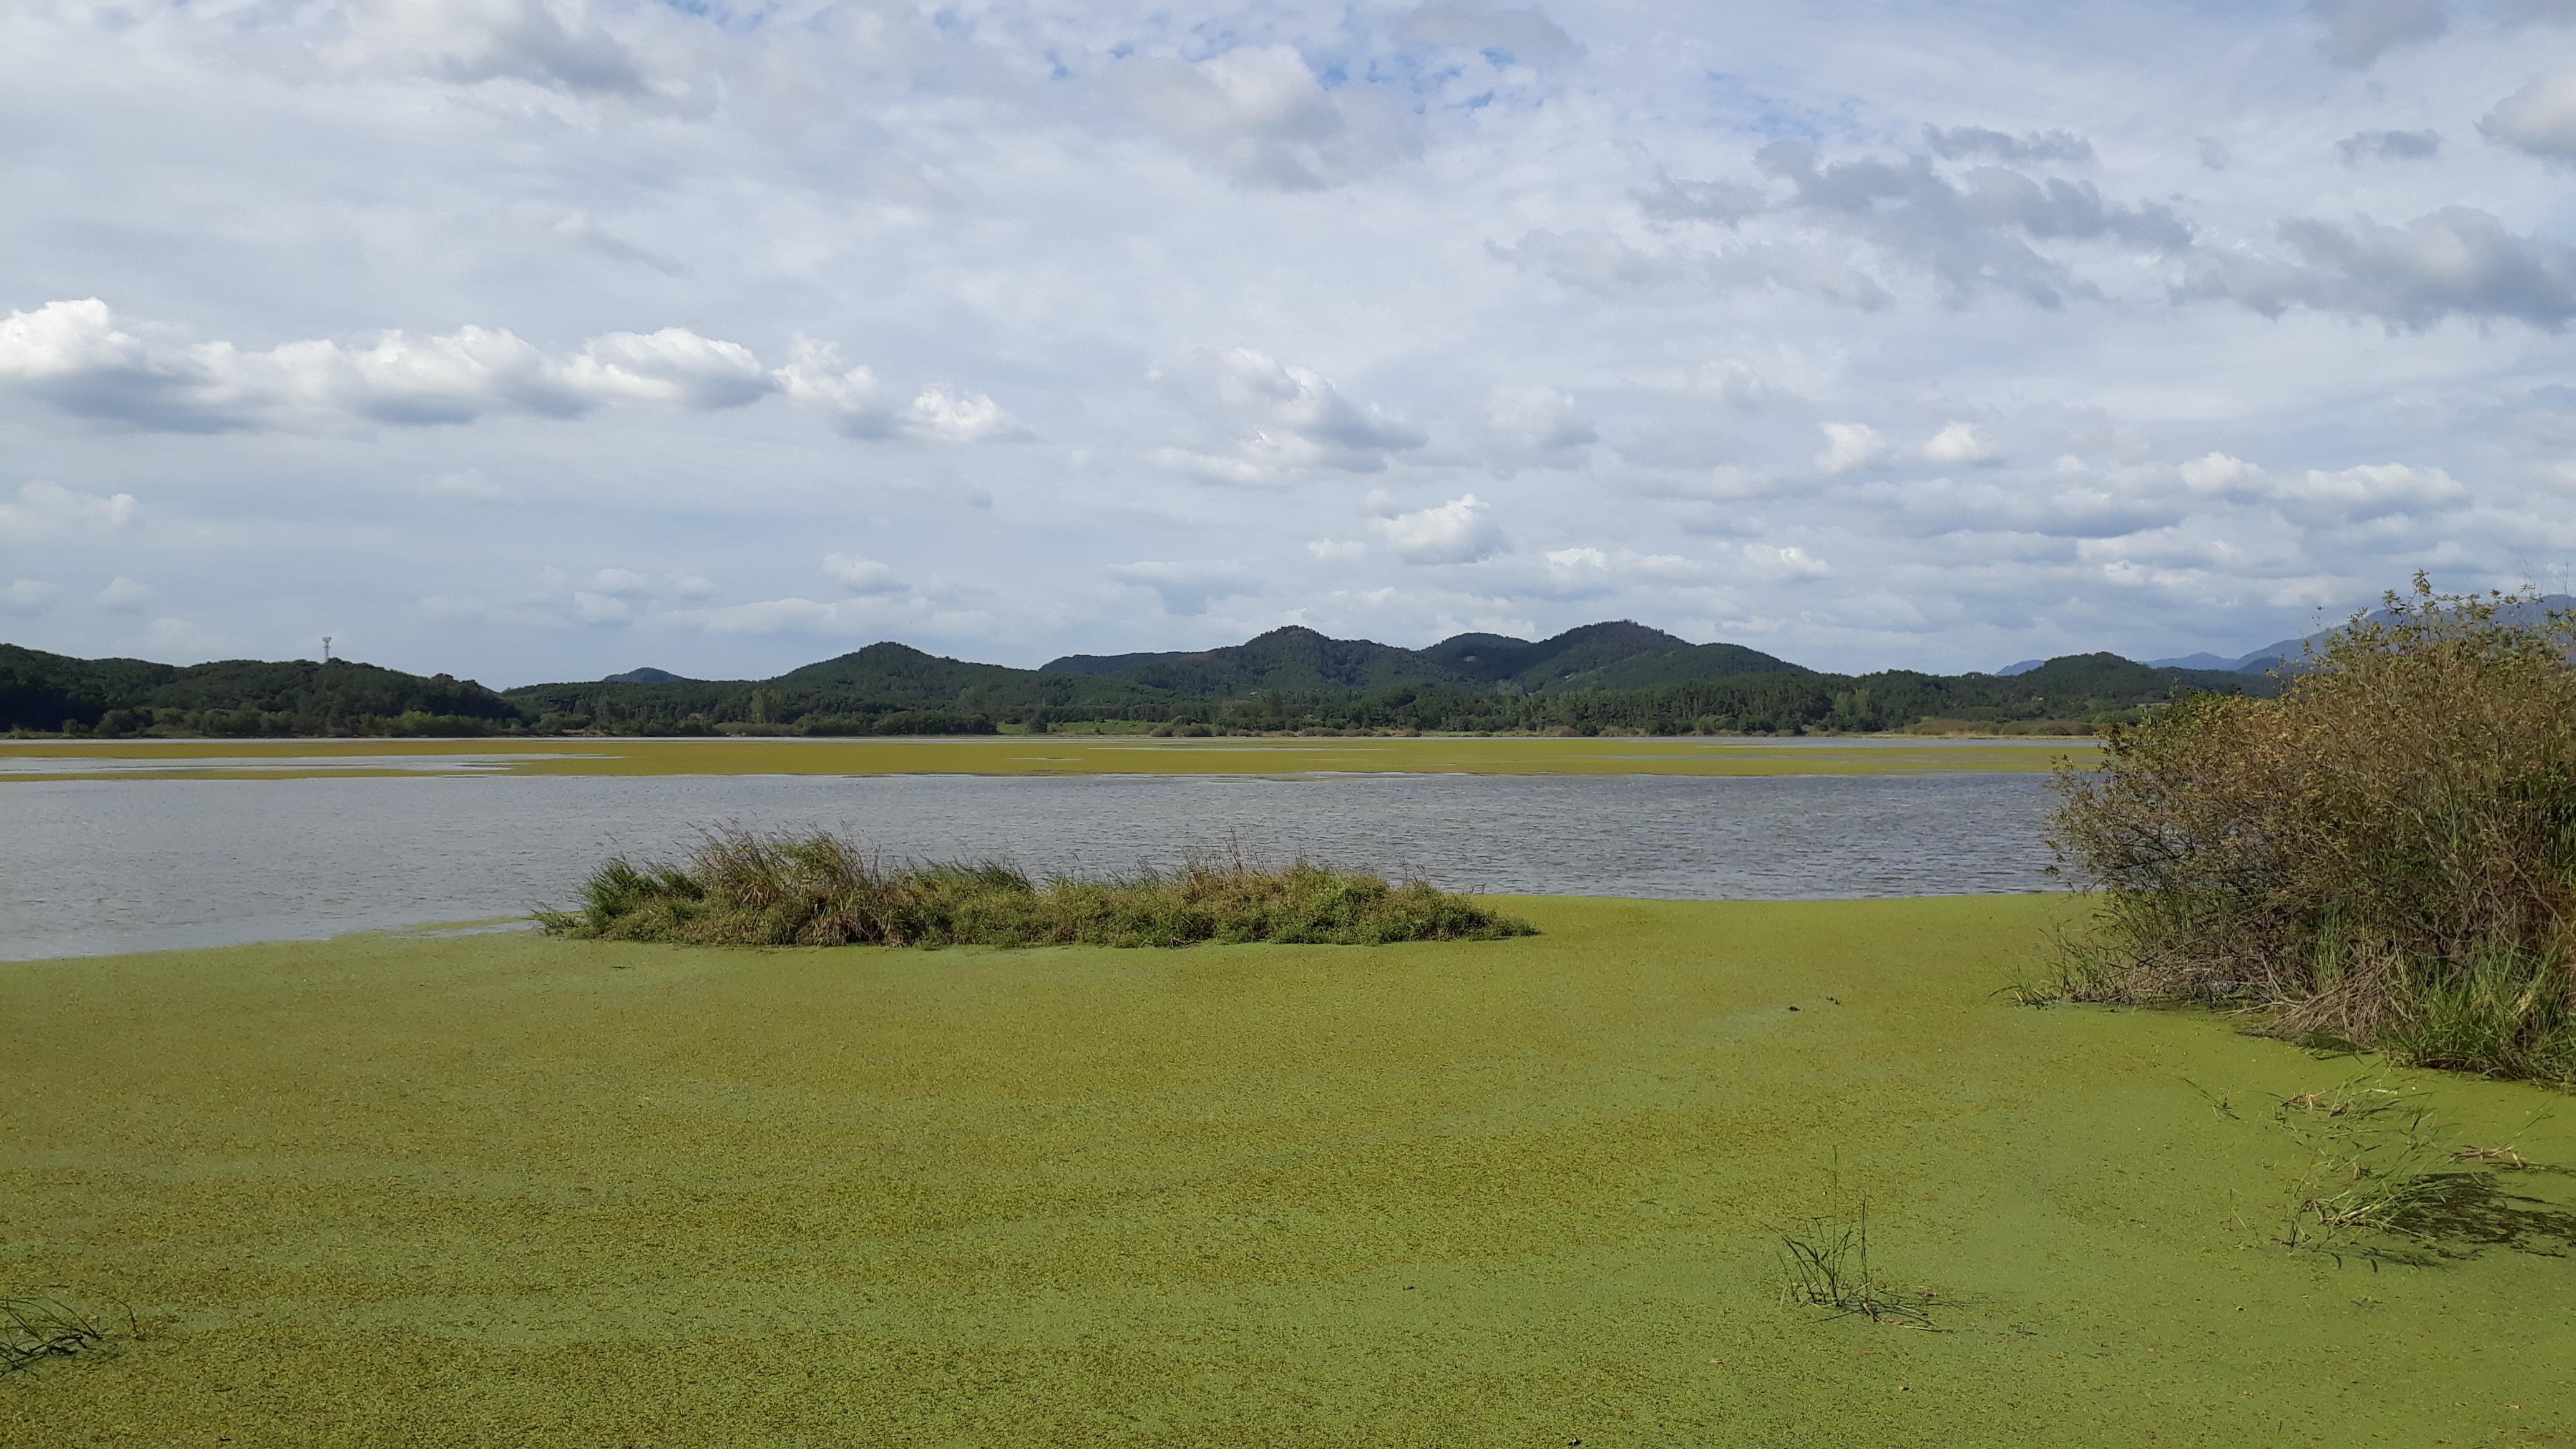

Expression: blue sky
xmin=4 ymin=0 xmax=2574 ymax=683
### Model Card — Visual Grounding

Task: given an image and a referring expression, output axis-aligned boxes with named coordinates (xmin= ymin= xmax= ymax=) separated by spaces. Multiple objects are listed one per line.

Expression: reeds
xmin=537 ymin=826 xmax=1538 ymax=949
xmin=2043 ymin=577 xmax=2576 ymax=1083
xmin=2 ymin=1294 xmax=125 ymax=1373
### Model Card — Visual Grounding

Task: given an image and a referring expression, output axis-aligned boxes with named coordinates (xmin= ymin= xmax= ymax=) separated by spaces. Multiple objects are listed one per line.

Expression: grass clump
xmin=2042 ymin=576 xmax=2576 ymax=1083
xmin=1773 ymin=1160 xmax=1937 ymax=1327
xmin=537 ymin=827 xmax=1537 ymax=949
xmin=2 ymin=1295 xmax=126 ymax=1374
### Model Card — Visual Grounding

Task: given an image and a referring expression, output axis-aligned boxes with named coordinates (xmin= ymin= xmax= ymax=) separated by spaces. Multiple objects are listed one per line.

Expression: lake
xmin=0 ymin=770 xmax=2060 ymax=960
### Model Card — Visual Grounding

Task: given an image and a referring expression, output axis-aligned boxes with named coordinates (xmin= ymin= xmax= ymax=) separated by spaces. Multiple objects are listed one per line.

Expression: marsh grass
xmin=1 ymin=1295 xmax=127 ymax=1374
xmin=2043 ymin=577 xmax=2576 ymax=1083
xmin=537 ymin=826 xmax=1537 ymax=949
xmin=2271 ymin=1076 xmax=2462 ymax=1256
xmin=1774 ymin=1162 xmax=1937 ymax=1327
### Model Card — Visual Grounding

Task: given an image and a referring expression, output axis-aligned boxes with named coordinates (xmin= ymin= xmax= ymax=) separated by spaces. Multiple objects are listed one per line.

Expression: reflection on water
xmin=0 ymin=771 xmax=2060 ymax=960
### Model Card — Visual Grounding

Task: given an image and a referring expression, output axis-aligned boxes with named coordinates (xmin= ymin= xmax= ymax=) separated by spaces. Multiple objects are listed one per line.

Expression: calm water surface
xmin=1 ymin=771 xmax=2059 ymax=960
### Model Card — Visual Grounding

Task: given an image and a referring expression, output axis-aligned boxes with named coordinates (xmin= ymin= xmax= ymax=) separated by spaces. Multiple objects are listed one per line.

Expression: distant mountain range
xmin=3 ymin=615 xmax=2305 ymax=738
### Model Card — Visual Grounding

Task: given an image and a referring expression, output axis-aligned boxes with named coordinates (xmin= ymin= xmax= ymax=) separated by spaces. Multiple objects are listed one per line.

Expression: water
xmin=0 ymin=771 xmax=2059 ymax=960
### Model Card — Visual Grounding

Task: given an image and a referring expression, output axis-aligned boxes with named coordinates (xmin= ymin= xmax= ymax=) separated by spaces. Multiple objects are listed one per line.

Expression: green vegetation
xmin=5 ymin=617 xmax=2268 ymax=739
xmin=9 ymin=895 xmax=2572 ymax=1445
xmin=2044 ymin=578 xmax=2576 ymax=1083
xmin=0 ymin=644 xmax=522 ymax=738
xmin=539 ymin=828 xmax=1534 ymax=947
xmin=1 ymin=1294 xmax=122 ymax=1375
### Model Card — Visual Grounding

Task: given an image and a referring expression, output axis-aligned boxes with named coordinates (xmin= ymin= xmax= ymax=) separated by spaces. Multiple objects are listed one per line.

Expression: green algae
xmin=3 ymin=895 xmax=2569 ymax=1446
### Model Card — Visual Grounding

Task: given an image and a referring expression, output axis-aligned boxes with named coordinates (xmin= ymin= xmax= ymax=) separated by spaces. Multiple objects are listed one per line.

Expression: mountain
xmin=2166 ymin=595 xmax=2576 ymax=676
xmin=1055 ymin=626 xmax=1463 ymax=696
xmin=1 ymin=643 xmax=522 ymax=734
xmin=604 ymin=666 xmax=688 ymax=684
xmin=1994 ymin=660 xmax=2045 ymax=676
xmin=2141 ymin=653 xmax=2237 ymax=671
xmin=1417 ymin=620 xmax=1694 ymax=688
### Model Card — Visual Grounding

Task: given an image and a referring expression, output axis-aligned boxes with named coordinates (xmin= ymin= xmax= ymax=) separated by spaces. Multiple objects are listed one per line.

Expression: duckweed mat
xmin=4 ymin=895 xmax=2569 ymax=1446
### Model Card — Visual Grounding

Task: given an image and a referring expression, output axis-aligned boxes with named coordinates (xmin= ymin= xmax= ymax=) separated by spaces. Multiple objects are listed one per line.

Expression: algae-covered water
xmin=4 ymin=895 xmax=2570 ymax=1446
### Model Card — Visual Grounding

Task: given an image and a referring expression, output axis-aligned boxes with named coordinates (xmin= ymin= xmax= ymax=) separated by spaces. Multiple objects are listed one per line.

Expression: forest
xmin=2 ymin=619 xmax=2272 ymax=739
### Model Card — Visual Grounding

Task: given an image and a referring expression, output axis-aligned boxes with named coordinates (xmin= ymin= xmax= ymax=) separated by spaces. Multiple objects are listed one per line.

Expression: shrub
xmin=2043 ymin=577 xmax=2576 ymax=1081
xmin=539 ymin=827 xmax=1538 ymax=949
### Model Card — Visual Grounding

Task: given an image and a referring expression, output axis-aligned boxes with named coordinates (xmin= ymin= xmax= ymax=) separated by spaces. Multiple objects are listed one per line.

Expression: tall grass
xmin=537 ymin=827 xmax=1537 ymax=948
xmin=2044 ymin=576 xmax=2576 ymax=1082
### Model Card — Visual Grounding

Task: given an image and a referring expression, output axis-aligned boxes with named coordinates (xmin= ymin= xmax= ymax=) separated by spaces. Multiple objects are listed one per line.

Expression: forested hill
xmin=5 ymin=622 xmax=2274 ymax=738
xmin=0 ymin=643 xmax=522 ymax=736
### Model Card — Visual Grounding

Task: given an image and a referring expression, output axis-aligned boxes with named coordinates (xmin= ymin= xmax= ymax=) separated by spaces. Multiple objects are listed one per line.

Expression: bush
xmin=539 ymin=827 xmax=1538 ymax=949
xmin=2043 ymin=577 xmax=2576 ymax=1081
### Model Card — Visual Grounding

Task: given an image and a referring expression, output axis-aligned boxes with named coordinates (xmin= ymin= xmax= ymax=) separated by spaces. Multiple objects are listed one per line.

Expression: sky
xmin=4 ymin=0 xmax=2576 ymax=686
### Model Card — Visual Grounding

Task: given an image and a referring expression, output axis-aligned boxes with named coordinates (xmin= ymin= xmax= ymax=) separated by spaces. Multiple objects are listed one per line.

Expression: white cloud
xmin=0 ymin=300 xmax=1015 ymax=441
xmin=1 ymin=580 xmax=61 ymax=612
xmin=1921 ymin=126 xmax=2095 ymax=165
xmin=822 ymin=554 xmax=902 ymax=592
xmin=1107 ymin=560 xmax=1256 ymax=615
xmin=2338 ymin=129 xmax=2441 ymax=164
xmin=2273 ymin=462 xmax=2467 ymax=519
xmin=1374 ymin=494 xmax=1506 ymax=564
xmin=1154 ymin=348 xmax=1427 ymax=482
xmin=1815 ymin=422 xmax=1892 ymax=474
xmin=2482 ymin=72 xmax=2576 ymax=162
xmin=95 ymin=577 xmax=155 ymax=610
xmin=1920 ymin=422 xmax=2003 ymax=466
xmin=323 ymin=0 xmax=648 ymax=93
xmin=570 ymin=591 xmax=632 ymax=623
xmin=1115 ymin=44 xmax=1419 ymax=192
xmin=426 ymin=468 xmax=505 ymax=501
xmin=0 ymin=480 xmax=140 ymax=532
xmin=2308 ymin=0 xmax=2447 ymax=67
xmin=2180 ymin=208 xmax=2576 ymax=331
xmin=1473 ymin=381 xmax=1586 ymax=454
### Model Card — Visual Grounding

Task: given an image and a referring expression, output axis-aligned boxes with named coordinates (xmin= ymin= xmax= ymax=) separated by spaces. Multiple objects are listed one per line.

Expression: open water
xmin=0 ymin=770 xmax=2059 ymax=960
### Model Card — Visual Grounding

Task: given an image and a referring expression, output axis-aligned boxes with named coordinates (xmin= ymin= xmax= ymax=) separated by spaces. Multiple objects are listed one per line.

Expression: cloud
xmin=1815 ymin=421 xmax=1891 ymax=474
xmin=587 ymin=568 xmax=651 ymax=596
xmin=1477 ymin=384 xmax=1596 ymax=462
xmin=1107 ymin=560 xmax=1256 ymax=615
xmin=1490 ymin=228 xmax=1892 ymax=309
xmin=1920 ymin=422 xmax=2003 ymax=465
xmin=1753 ymin=140 xmax=2192 ymax=308
xmin=1815 ymin=421 xmax=1995 ymax=472
xmin=95 ymin=576 xmax=154 ymax=610
xmin=0 ymin=479 xmax=140 ymax=534
xmin=663 ymin=597 xmax=903 ymax=636
xmin=2179 ymin=208 xmax=2576 ymax=331
xmin=2481 ymin=72 xmax=2576 ymax=162
xmin=1392 ymin=1 xmax=1584 ymax=68
xmin=1 ymin=580 xmax=61 ymax=613
xmin=1153 ymin=348 xmax=1427 ymax=482
xmin=1633 ymin=177 xmax=1767 ymax=227
xmin=564 ymin=328 xmax=773 ymax=409
xmin=2272 ymin=462 xmax=2467 ymax=519
xmin=1373 ymin=493 xmax=1506 ymax=564
xmin=822 ymin=554 xmax=903 ymax=592
xmin=2338 ymin=129 xmax=2442 ymax=163
xmin=1116 ymin=45 xmax=1419 ymax=192
xmin=570 ymin=592 xmax=632 ymax=623
xmin=323 ymin=0 xmax=650 ymax=97
xmin=0 ymin=301 xmax=1017 ymax=441
xmin=2307 ymin=0 xmax=2446 ymax=67
xmin=1921 ymin=127 xmax=2095 ymax=165
xmin=426 ymin=468 xmax=505 ymax=501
